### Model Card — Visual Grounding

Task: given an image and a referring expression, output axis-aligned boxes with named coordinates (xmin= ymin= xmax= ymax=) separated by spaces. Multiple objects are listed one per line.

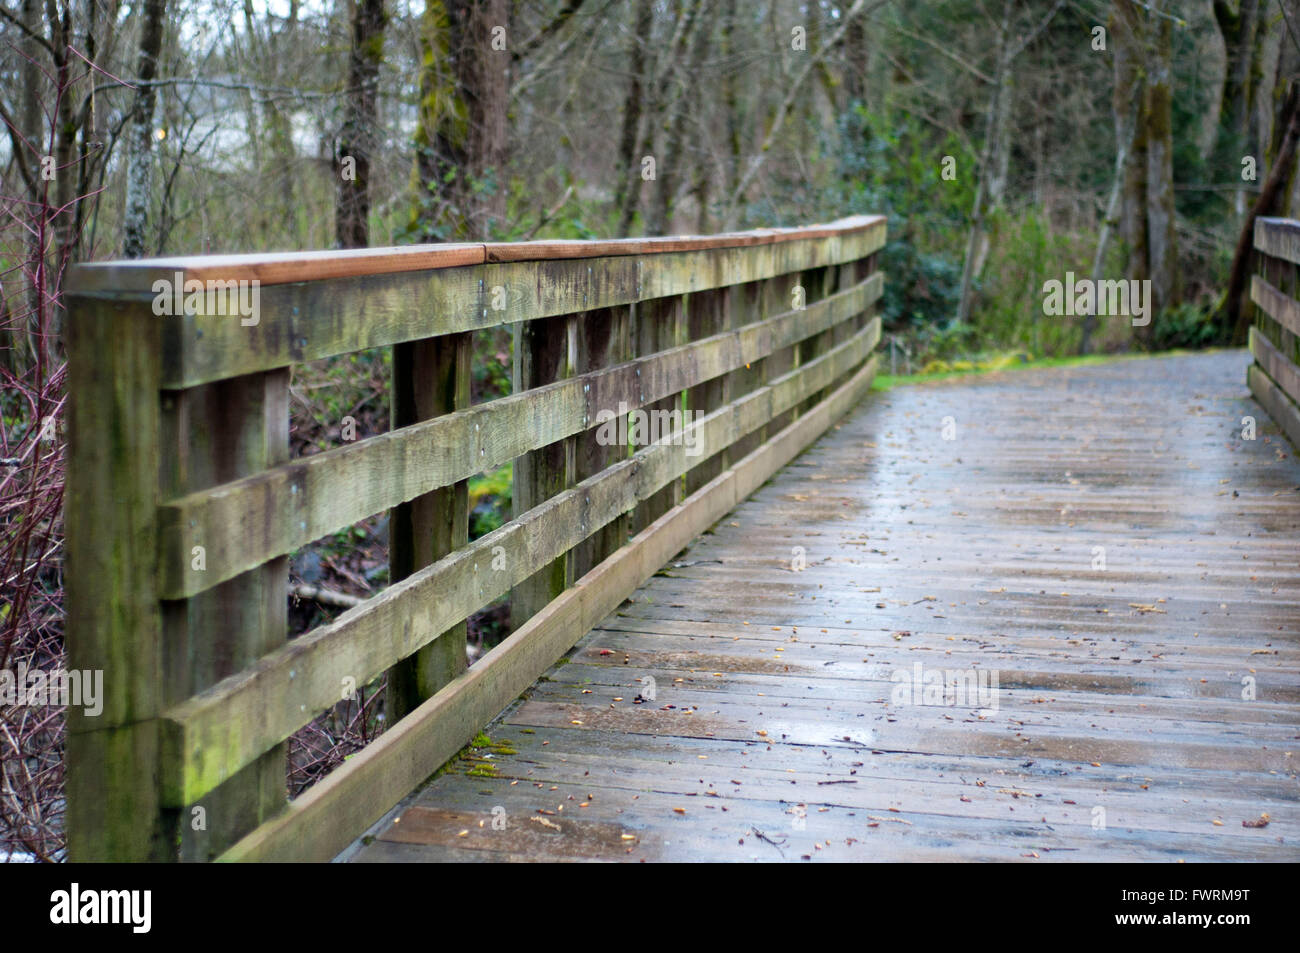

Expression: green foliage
xmin=877 ymin=239 xmax=963 ymax=332
xmin=498 ymin=170 xmax=601 ymax=241
xmin=824 ymin=106 xmax=971 ymax=332
xmin=471 ymin=327 xmax=512 ymax=403
xmin=872 ymin=351 xmax=1129 ymax=391
xmin=973 ymin=207 xmax=1092 ymax=357
xmin=469 ymin=463 xmax=512 ymax=539
xmin=290 ymin=349 xmax=391 ymax=455
xmin=1147 ymin=302 xmax=1226 ymax=351
xmin=1172 ymin=23 xmax=1227 ymax=224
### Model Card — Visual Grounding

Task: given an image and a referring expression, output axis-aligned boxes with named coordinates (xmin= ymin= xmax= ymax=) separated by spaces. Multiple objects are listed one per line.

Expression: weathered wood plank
xmin=764 ymin=276 xmax=798 ymax=434
xmin=797 ymin=265 xmax=836 ymax=415
xmin=511 ymin=312 xmax=576 ymax=629
xmin=685 ymin=287 xmax=729 ymax=494
xmin=65 ymin=243 xmax=486 ymax=291
xmin=633 ymin=294 xmax=685 ymax=532
xmin=160 ymin=369 xmax=290 ymax=861
xmin=1255 ymin=215 xmax=1300 ymax=267
xmin=387 ymin=333 xmax=471 ymax=721
xmin=1251 ymin=273 xmax=1300 ymax=338
xmin=67 ymin=218 xmax=884 ymax=298
xmin=162 ymin=320 xmax=881 ymax=805
xmin=1250 ymin=325 xmax=1300 ymax=406
xmin=157 ymin=274 xmax=883 ymax=598
xmin=64 ymin=296 xmax=168 ymax=861
xmin=726 ymin=280 xmax=769 ymax=462
xmin=573 ymin=305 xmax=633 ymax=577
xmin=1249 ymin=362 xmax=1300 ymax=450
xmin=71 ymin=219 xmax=885 ymax=390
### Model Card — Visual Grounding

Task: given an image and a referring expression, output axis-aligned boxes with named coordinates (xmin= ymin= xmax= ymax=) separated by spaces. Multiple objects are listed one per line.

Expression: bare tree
xmin=122 ymin=0 xmax=169 ymax=259
xmin=1144 ymin=1 xmax=1179 ymax=319
xmin=646 ymin=0 xmax=710 ymax=236
xmin=955 ymin=0 xmax=1066 ymax=325
xmin=614 ymin=1 xmax=653 ymax=234
xmin=1222 ymin=83 xmax=1300 ymax=341
xmin=335 ymin=0 xmax=388 ymax=249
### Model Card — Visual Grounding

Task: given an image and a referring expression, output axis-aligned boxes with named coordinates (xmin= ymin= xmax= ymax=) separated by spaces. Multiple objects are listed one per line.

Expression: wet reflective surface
xmin=351 ymin=351 xmax=1299 ymax=862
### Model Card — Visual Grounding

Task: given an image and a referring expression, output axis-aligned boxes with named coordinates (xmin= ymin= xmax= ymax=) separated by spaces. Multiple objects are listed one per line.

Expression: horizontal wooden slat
xmin=1248 ymin=362 xmax=1300 ymax=451
xmin=217 ymin=351 xmax=880 ymax=862
xmin=638 ymin=229 xmax=883 ymax=300
xmin=1254 ymin=216 xmax=1300 ymax=267
xmin=1250 ymin=273 xmax=1300 ymax=337
xmin=160 ymin=317 xmax=881 ymax=805
xmin=1250 ymin=325 xmax=1300 ymax=405
xmin=157 ymin=272 xmax=884 ymax=598
xmin=68 ymin=218 xmax=886 ymax=388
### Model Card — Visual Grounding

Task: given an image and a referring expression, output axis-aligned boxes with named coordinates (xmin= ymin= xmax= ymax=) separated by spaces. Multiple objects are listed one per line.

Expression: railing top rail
xmin=67 ymin=215 xmax=885 ymax=293
xmin=1255 ymin=216 xmax=1300 ymax=266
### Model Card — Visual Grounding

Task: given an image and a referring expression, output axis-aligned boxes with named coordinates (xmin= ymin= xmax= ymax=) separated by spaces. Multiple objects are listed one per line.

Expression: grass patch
xmin=871 ymin=348 xmax=1221 ymax=392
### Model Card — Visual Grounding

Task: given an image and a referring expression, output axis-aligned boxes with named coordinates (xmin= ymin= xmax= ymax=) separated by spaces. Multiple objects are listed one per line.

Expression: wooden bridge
xmin=64 ymin=216 xmax=1300 ymax=862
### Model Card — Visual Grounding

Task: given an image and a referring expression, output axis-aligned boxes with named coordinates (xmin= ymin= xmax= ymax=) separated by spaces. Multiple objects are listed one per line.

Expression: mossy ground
xmin=453 ymin=731 xmax=518 ymax=779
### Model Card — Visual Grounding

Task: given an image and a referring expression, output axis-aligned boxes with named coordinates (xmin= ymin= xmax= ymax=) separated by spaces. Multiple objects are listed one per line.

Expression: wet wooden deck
xmin=349 ymin=349 xmax=1300 ymax=862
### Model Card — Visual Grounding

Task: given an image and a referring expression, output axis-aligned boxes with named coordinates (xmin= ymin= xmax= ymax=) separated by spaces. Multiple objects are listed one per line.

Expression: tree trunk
xmin=1144 ymin=5 xmax=1178 ymax=320
xmin=720 ymin=0 xmax=743 ymax=211
xmin=1114 ymin=0 xmax=1150 ymax=290
xmin=1224 ymin=82 xmax=1300 ymax=341
xmin=1213 ymin=0 xmax=1266 ymax=217
xmin=614 ymin=1 xmax=652 ymax=235
xmin=1266 ymin=0 xmax=1300 ymax=217
xmin=121 ymin=0 xmax=167 ymax=256
xmin=970 ymin=67 xmax=1012 ymax=281
xmin=646 ymin=0 xmax=708 ymax=237
xmin=5 ymin=0 xmax=44 ymax=373
xmin=336 ymin=0 xmax=388 ymax=249
xmin=410 ymin=0 xmax=509 ymax=242
xmin=1081 ymin=35 xmax=1143 ymax=355
xmin=843 ymin=7 xmax=868 ymax=108
xmin=955 ymin=0 xmax=1012 ymax=325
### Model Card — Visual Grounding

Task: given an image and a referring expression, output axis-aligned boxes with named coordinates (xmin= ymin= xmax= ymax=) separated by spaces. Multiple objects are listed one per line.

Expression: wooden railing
xmin=64 ymin=215 xmax=886 ymax=861
xmin=1250 ymin=218 xmax=1300 ymax=448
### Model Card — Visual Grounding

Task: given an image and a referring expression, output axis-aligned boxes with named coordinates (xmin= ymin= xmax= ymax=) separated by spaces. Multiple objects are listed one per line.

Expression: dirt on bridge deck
xmin=348 ymin=349 xmax=1300 ymax=862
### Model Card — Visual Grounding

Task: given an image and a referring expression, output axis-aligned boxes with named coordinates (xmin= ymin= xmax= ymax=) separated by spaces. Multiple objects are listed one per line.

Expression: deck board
xmin=348 ymin=350 xmax=1300 ymax=862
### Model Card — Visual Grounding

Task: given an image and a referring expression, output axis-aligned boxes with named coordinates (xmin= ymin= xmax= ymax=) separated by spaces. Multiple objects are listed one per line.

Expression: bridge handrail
xmin=64 ymin=214 xmax=886 ymax=861
xmin=1250 ymin=218 xmax=1300 ymax=449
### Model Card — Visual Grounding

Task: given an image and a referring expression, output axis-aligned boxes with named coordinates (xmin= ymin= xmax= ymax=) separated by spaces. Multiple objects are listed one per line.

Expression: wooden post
xmin=798 ymin=265 xmax=835 ymax=413
xmin=1272 ymin=253 xmax=1299 ymax=362
xmin=65 ymin=296 xmax=168 ymax=861
xmin=159 ymin=368 xmax=290 ymax=860
xmin=830 ymin=262 xmax=860 ymax=391
xmin=765 ymin=276 xmax=797 ymax=433
xmin=387 ymin=332 xmax=471 ymax=721
xmin=728 ymin=279 xmax=767 ymax=459
xmin=634 ymin=295 xmax=685 ymax=532
xmin=511 ymin=312 xmax=576 ymax=626
xmin=685 ymin=288 xmax=728 ymax=495
xmin=573 ymin=305 xmax=632 ymax=577
xmin=715 ymin=287 xmax=736 ymax=470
